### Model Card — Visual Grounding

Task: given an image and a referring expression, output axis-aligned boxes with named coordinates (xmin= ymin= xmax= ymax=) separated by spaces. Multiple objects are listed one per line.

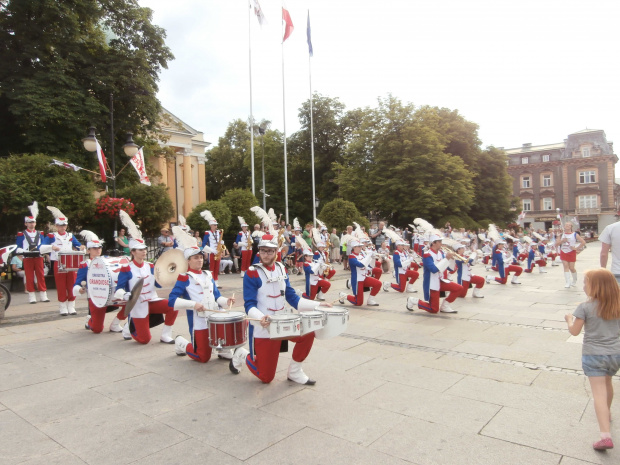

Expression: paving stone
xmin=0 ymin=358 xmax=62 ymax=392
xmin=130 ymin=438 xmax=244 ymax=465
xmin=17 ymin=448 xmax=88 ymax=465
xmin=0 ymin=409 xmax=62 ymax=464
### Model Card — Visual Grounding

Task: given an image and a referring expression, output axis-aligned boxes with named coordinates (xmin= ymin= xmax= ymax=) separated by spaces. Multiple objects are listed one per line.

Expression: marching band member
xmin=453 ymin=243 xmax=484 ymax=298
xmin=481 ymin=238 xmax=493 ymax=265
xmin=384 ymin=238 xmax=419 ymax=293
xmin=361 ymin=237 xmax=383 ymax=281
xmin=44 ymin=206 xmax=83 ymax=315
xmin=74 ymin=231 xmax=125 ymax=333
xmin=168 ymin=227 xmax=235 ymax=362
xmin=16 ymin=202 xmax=50 ymax=304
xmin=485 ymin=240 xmax=523 ymax=285
xmin=406 ymin=231 xmax=462 ymax=313
xmin=523 ymin=235 xmax=547 ymax=274
xmin=201 ymin=210 xmax=224 ymax=288
xmin=229 ymin=230 xmax=332 ymax=385
xmin=559 ymin=222 xmax=586 ymax=288
xmin=339 ymin=237 xmax=382 ymax=306
xmin=115 ymin=211 xmax=178 ymax=344
xmin=301 ymin=243 xmax=331 ymax=301
xmin=314 ymin=242 xmax=336 ymax=280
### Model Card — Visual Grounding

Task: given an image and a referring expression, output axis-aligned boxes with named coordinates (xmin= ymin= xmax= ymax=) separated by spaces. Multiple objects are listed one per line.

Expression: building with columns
xmin=150 ymin=108 xmax=209 ymax=219
xmin=505 ymin=129 xmax=619 ymax=233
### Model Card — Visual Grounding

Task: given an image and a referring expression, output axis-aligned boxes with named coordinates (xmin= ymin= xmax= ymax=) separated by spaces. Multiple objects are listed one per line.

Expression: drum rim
xmin=208 ymin=311 xmax=246 ymax=321
xmin=269 ymin=314 xmax=301 ymax=321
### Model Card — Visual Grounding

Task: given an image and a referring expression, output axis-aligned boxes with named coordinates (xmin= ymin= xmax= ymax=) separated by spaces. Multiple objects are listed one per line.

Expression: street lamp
xmin=315 ymin=198 xmax=320 ymax=209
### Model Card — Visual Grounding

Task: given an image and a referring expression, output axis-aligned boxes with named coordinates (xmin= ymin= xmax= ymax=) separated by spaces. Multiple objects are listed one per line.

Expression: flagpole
xmin=248 ymin=1 xmax=256 ymax=196
xmin=281 ymin=5 xmax=289 ymax=225
xmin=308 ymin=13 xmax=316 ymax=227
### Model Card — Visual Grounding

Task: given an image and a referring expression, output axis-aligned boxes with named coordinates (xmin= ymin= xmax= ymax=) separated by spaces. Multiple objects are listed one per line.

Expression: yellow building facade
xmin=150 ymin=108 xmax=209 ymax=218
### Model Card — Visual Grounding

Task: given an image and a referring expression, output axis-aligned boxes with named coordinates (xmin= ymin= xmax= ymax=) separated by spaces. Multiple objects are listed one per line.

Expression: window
xmin=522 ymin=199 xmax=532 ymax=211
xmin=521 ymin=157 xmax=529 ymax=164
xmin=542 ymin=174 xmax=552 ymax=187
xmin=542 ymin=154 xmax=550 ymax=162
xmin=543 ymin=198 xmax=553 ymax=210
xmin=582 ymin=148 xmax=591 ymax=158
xmin=579 ymin=195 xmax=597 ymax=208
xmin=522 ymin=176 xmax=531 ymax=188
xmin=579 ymin=171 xmax=596 ymax=184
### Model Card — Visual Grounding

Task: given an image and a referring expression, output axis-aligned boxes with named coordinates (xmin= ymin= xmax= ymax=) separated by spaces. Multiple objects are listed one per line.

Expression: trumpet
xmin=441 ymin=246 xmax=468 ymax=262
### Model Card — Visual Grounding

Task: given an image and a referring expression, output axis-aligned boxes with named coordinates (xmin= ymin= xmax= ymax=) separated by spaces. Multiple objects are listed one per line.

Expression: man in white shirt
xmin=599 ymin=221 xmax=620 ymax=283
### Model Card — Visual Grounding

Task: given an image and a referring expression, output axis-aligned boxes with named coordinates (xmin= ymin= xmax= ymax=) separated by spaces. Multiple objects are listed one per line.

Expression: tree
xmin=219 ymin=189 xmax=260 ymax=231
xmin=0 ymin=0 xmax=173 ymax=166
xmin=318 ymin=199 xmax=369 ymax=232
xmin=186 ymin=200 xmax=231 ymax=234
xmin=469 ymin=147 xmax=514 ymax=223
xmin=0 ymin=153 xmax=96 ymax=235
xmin=116 ymin=184 xmax=174 ymax=236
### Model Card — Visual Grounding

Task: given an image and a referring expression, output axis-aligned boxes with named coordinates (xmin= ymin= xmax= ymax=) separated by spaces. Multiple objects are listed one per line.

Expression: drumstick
xmin=228 ymin=292 xmax=234 ymax=311
xmin=245 ymin=317 xmax=264 ymax=322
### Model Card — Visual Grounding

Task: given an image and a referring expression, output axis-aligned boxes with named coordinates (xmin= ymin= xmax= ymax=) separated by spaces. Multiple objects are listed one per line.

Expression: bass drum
xmin=87 ymin=256 xmax=130 ymax=308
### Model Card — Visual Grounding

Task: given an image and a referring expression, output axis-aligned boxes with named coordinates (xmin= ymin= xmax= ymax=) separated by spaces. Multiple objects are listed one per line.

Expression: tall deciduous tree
xmin=116 ymin=184 xmax=174 ymax=237
xmin=0 ymin=0 xmax=173 ymax=166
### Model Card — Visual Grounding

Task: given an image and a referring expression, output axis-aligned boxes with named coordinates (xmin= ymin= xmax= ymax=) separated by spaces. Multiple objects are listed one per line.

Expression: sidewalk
xmin=1 ymin=243 xmax=617 ymax=464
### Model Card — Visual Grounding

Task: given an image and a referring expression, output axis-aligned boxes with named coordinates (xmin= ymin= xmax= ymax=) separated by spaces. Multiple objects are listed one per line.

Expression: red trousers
xmin=370 ymin=267 xmax=382 ymax=280
xmin=53 ymin=261 xmax=76 ymax=303
xmin=246 ymin=333 xmax=314 ymax=383
xmin=23 ymin=257 xmax=46 ymax=292
xmin=240 ymin=250 xmax=252 ymax=272
xmin=87 ymin=300 xmax=125 ymax=334
xmin=459 ymin=275 xmax=485 ymax=298
xmin=525 ymin=259 xmax=547 ymax=273
xmin=324 ymin=268 xmax=336 ymax=280
xmin=494 ymin=265 xmax=523 ymax=284
xmin=209 ymin=253 xmax=221 ymax=281
xmin=482 ymin=256 xmax=490 ymax=265
xmin=303 ymin=279 xmax=331 ymax=300
xmin=346 ymin=277 xmax=381 ymax=306
xmin=186 ymin=328 xmax=212 ymax=363
xmin=391 ymin=270 xmax=419 ymax=292
xmin=417 ymin=281 xmax=464 ymax=313
xmin=129 ymin=300 xmax=178 ymax=344
xmin=517 ymin=253 xmax=528 ymax=262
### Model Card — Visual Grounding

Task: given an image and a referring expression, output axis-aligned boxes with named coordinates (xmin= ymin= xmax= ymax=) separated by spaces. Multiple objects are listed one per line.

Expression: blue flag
xmin=307 ymin=11 xmax=313 ymax=57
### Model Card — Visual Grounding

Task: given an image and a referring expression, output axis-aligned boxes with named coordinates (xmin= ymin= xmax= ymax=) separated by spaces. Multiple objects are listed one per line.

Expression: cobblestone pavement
xmin=1 ymin=242 xmax=618 ymax=464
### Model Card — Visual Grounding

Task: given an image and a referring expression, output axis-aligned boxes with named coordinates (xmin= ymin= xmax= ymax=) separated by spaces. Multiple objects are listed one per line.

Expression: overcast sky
xmin=139 ymin=0 xmax=620 ymax=158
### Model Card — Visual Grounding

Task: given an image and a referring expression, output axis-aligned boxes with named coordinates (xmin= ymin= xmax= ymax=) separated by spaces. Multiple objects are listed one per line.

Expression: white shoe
xmin=511 ymin=276 xmax=521 ymax=285
xmin=564 ymin=272 xmax=571 ymax=288
xmin=571 ymin=272 xmax=577 ymax=287
xmin=67 ymin=300 xmax=76 ymax=315
xmin=406 ymin=297 xmax=417 ymax=311
xmin=84 ymin=315 xmax=91 ymax=330
xmin=122 ymin=320 xmax=132 ymax=340
xmin=316 ymin=291 xmax=325 ymax=301
xmin=485 ymin=265 xmax=491 ymax=271
xmin=229 ymin=347 xmax=249 ymax=374
xmin=287 ymin=360 xmax=316 ymax=385
xmin=382 ymin=281 xmax=390 ymax=292
xmin=539 ymin=268 xmax=547 ymax=274
xmin=472 ymin=287 xmax=484 ymax=298
xmin=59 ymin=301 xmax=68 ymax=316
xmin=240 ymin=271 xmax=245 ymax=278
xmin=160 ymin=325 xmax=174 ymax=344
xmin=215 ymin=281 xmax=221 ymax=288
xmin=28 ymin=292 xmax=37 ymax=304
xmin=39 ymin=291 xmax=50 ymax=302
xmin=175 ymin=336 xmax=189 ymax=356
xmin=485 ymin=275 xmax=493 ymax=284
xmin=109 ymin=317 xmax=123 ymax=333
xmin=217 ymin=349 xmax=233 ymax=360
xmin=439 ymin=300 xmax=457 ymax=313
xmin=338 ymin=292 xmax=346 ymax=304
xmin=406 ymin=284 xmax=417 ymax=293
xmin=367 ymin=297 xmax=379 ymax=306
xmin=345 ymin=279 xmax=351 ymax=290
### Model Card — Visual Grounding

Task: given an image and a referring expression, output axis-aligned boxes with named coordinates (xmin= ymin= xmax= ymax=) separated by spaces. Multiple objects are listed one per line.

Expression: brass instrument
xmin=246 ymin=229 xmax=252 ymax=249
xmin=215 ymin=229 xmax=226 ymax=260
xmin=441 ymin=246 xmax=467 ymax=262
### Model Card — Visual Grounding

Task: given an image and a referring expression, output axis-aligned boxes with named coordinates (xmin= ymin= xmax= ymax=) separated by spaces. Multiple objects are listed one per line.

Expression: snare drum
xmin=87 ymin=256 xmax=130 ymax=307
xmin=300 ymin=310 xmax=325 ymax=336
xmin=313 ymin=306 xmax=349 ymax=340
xmin=58 ymin=251 xmax=85 ymax=272
xmin=207 ymin=312 xmax=248 ymax=349
xmin=268 ymin=314 xmax=301 ymax=339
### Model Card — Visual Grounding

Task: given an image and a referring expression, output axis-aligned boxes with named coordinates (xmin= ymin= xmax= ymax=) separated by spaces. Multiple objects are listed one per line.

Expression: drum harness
xmin=252 ymin=262 xmax=287 ymax=313
xmin=189 ymin=270 xmax=219 ymax=318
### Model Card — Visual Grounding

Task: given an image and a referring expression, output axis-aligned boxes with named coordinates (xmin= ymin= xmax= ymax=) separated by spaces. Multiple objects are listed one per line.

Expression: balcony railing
xmin=575 ymin=208 xmax=601 ymax=215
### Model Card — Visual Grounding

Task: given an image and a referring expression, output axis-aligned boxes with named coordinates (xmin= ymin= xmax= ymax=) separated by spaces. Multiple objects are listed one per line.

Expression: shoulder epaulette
xmin=47 ymin=233 xmax=54 ymax=238
xmin=17 ymin=232 xmax=23 ymax=236
xmin=120 ymin=265 xmax=131 ymax=273
xmin=177 ymin=273 xmax=189 ymax=282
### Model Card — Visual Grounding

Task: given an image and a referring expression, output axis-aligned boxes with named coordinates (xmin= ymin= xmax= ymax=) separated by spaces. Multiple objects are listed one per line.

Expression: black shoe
xmin=229 ymin=359 xmax=240 ymax=375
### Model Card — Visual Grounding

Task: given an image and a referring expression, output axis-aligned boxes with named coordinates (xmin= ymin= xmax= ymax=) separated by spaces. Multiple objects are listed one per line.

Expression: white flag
xmin=129 ymin=147 xmax=151 ymax=186
xmin=253 ymin=0 xmax=266 ymax=26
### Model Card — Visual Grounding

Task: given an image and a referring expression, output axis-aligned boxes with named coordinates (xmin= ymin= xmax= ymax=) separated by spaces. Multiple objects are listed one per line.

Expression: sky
xmin=139 ymin=0 xmax=620 ymax=159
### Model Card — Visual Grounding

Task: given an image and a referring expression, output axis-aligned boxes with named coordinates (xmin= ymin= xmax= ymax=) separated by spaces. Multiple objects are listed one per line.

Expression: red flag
xmin=95 ymin=140 xmax=107 ymax=182
xmin=282 ymin=7 xmax=294 ymax=42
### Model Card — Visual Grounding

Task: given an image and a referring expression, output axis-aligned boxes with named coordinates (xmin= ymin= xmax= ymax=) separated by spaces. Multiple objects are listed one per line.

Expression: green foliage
xmin=469 ymin=147 xmax=513 ymax=223
xmin=0 ymin=0 xmax=173 ymax=164
xmin=436 ymin=215 xmax=480 ymax=230
xmin=116 ymin=184 xmax=174 ymax=236
xmin=477 ymin=219 xmax=494 ymax=229
xmin=318 ymin=199 xmax=369 ymax=232
xmin=186 ymin=201 xmax=231 ymax=234
xmin=0 ymin=154 xmax=96 ymax=234
xmin=219 ymin=189 xmax=260 ymax=231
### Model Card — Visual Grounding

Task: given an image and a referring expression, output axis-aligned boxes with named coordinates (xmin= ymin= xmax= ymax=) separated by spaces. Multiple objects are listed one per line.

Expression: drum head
xmin=302 ymin=310 xmax=324 ymax=318
xmin=319 ymin=306 xmax=349 ymax=316
xmin=269 ymin=314 xmax=300 ymax=322
xmin=209 ymin=311 xmax=245 ymax=322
